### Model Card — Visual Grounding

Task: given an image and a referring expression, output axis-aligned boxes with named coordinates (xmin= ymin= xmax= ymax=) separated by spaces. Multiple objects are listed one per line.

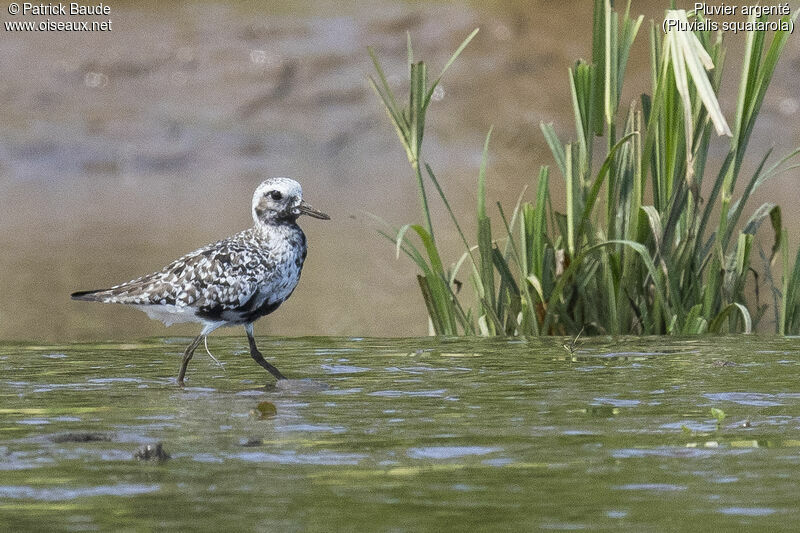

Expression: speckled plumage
xmin=72 ymin=177 xmax=329 ymax=385
xmin=79 ymin=224 xmax=307 ymax=331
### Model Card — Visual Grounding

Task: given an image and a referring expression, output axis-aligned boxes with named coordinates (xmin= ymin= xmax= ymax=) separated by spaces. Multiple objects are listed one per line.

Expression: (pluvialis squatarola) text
xmin=663 ymin=4 xmax=794 ymax=34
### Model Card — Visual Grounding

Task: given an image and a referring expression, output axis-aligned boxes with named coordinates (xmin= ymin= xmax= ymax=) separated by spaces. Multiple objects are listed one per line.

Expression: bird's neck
xmin=253 ymin=219 xmax=300 ymax=239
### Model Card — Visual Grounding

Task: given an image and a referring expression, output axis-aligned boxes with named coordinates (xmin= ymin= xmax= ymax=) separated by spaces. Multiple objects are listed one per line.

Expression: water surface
xmin=1 ymin=336 xmax=799 ymax=530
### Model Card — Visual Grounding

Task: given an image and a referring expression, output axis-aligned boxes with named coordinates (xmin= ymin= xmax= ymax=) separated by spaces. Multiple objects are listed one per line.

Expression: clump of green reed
xmin=370 ymin=0 xmax=800 ymax=336
xmin=781 ymin=235 xmax=800 ymax=334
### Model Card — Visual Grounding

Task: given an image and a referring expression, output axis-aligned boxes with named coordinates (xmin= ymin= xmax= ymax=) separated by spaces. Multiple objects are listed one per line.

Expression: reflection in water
xmin=0 ymin=336 xmax=799 ymax=529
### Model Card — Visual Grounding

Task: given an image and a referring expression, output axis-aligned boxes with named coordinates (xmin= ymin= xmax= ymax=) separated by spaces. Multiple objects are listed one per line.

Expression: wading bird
xmin=72 ymin=177 xmax=329 ymax=386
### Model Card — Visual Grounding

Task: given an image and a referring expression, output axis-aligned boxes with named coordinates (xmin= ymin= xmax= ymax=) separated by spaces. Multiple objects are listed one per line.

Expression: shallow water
xmin=1 ymin=336 xmax=800 ymax=530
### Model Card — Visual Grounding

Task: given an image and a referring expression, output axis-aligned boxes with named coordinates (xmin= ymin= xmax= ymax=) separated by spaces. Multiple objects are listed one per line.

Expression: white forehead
xmin=253 ymin=177 xmax=302 ymax=200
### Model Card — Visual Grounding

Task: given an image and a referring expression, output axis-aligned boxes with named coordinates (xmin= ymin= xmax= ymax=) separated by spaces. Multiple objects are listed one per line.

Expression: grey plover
xmin=72 ymin=177 xmax=329 ymax=386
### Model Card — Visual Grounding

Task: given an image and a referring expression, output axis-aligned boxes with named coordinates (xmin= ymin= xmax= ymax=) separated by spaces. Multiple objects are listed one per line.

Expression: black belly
xmin=239 ymin=299 xmax=283 ymax=323
xmin=196 ymin=296 xmax=285 ymax=325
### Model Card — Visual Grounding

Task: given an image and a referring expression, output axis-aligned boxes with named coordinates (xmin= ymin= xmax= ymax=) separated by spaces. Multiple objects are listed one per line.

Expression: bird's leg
xmin=245 ymin=324 xmax=287 ymax=380
xmin=177 ymin=334 xmax=204 ymax=387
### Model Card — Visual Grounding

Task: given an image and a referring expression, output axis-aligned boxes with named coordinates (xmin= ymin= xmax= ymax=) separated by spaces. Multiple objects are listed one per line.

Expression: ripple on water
xmin=177 ymin=387 xmax=218 ymax=398
xmin=51 ymin=416 xmax=81 ymax=422
xmin=539 ymin=521 xmax=588 ymax=530
xmin=274 ymin=379 xmax=330 ymax=392
xmin=228 ymin=451 xmax=365 ymax=465
xmin=313 ymin=348 xmax=360 ymax=355
xmin=321 ymin=364 xmax=370 ymax=374
xmin=599 ymin=351 xmax=670 ymax=358
xmin=482 ymin=457 xmax=514 ymax=467
xmin=704 ymin=392 xmax=783 ymax=406
xmin=660 ymin=421 xmax=717 ymax=432
xmin=322 ymin=387 xmax=362 ymax=395
xmin=0 ymin=483 xmax=160 ymax=500
xmin=87 ymin=377 xmax=143 ymax=384
xmin=407 ymin=446 xmax=501 ymax=460
xmin=192 ymin=453 xmax=225 ymax=464
xmin=612 ymin=447 xmax=716 ymax=459
xmin=17 ymin=419 xmax=50 ymax=425
xmin=369 ymin=389 xmax=447 ymax=398
xmin=276 ymin=424 xmax=346 ymax=433
xmin=31 ymin=383 xmax=107 ymax=393
xmin=0 ymin=450 xmax=54 ymax=471
xmin=615 ymin=483 xmax=687 ymax=492
xmin=718 ymin=507 xmax=777 ymax=516
xmin=235 ymin=389 xmax=266 ymax=396
xmin=592 ymin=397 xmax=640 ymax=407
xmin=385 ymin=365 xmax=454 ymax=374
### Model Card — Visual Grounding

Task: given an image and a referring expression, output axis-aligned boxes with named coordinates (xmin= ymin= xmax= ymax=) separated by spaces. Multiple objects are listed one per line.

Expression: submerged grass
xmin=370 ymin=1 xmax=800 ymax=336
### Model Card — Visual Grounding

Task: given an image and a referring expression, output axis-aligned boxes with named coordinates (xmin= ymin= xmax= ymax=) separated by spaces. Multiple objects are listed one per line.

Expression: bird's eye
xmin=269 ymin=191 xmax=283 ymax=201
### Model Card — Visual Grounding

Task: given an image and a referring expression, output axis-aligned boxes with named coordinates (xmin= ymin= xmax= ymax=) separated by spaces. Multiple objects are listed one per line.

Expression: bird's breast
xmin=255 ymin=225 xmax=307 ymax=304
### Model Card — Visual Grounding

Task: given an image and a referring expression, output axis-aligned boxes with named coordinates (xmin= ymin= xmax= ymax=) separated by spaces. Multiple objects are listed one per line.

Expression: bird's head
xmin=251 ymin=177 xmax=330 ymax=226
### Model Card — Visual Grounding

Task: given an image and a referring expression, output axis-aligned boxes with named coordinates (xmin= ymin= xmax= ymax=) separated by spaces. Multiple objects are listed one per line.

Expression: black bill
xmin=296 ymin=200 xmax=330 ymax=220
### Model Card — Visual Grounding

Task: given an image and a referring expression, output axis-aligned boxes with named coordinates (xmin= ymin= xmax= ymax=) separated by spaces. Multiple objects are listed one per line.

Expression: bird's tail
xmin=71 ymin=289 xmax=110 ymax=302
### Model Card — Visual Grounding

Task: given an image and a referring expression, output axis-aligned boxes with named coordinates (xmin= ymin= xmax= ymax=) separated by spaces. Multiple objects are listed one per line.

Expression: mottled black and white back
xmin=72 ymin=177 xmax=330 ymax=386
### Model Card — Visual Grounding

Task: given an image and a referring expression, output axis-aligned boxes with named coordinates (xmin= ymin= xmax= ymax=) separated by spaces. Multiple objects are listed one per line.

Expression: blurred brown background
xmin=1 ymin=1 xmax=798 ymax=341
